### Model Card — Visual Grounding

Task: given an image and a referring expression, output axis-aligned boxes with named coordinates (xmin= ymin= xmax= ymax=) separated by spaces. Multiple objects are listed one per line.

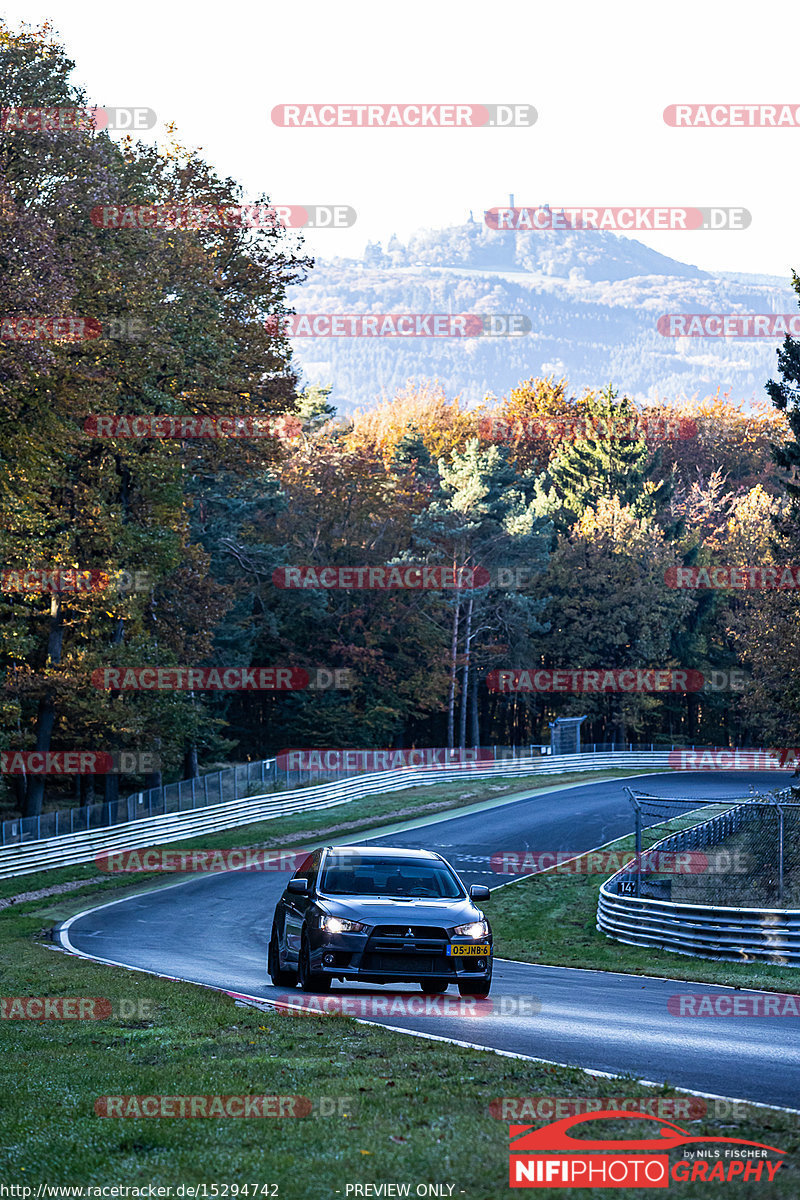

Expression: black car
xmin=268 ymin=845 xmax=493 ymax=995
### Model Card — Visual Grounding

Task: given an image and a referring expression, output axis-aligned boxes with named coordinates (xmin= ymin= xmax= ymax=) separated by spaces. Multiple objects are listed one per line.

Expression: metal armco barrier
xmin=0 ymin=751 xmax=672 ymax=880
xmin=597 ymin=801 xmax=800 ymax=965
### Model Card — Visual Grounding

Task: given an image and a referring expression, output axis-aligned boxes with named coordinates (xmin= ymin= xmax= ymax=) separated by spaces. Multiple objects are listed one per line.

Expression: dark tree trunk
xmin=23 ymin=594 xmax=64 ymax=817
xmin=183 ymin=742 xmax=199 ymax=780
xmin=470 ymin=658 xmax=480 ymax=747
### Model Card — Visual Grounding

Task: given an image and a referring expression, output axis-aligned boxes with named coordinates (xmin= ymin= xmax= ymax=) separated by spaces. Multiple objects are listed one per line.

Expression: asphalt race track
xmin=58 ymin=771 xmax=800 ymax=1109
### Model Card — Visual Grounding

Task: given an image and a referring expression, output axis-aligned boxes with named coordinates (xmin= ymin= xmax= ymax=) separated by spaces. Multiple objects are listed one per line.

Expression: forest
xmin=3 ymin=21 xmax=800 ymax=822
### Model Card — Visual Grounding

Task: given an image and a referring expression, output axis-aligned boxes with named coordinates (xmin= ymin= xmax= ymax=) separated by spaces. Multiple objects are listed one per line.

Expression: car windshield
xmin=318 ymin=855 xmax=464 ymax=899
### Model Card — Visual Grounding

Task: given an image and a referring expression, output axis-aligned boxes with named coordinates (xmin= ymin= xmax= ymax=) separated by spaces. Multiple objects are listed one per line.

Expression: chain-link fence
xmin=617 ymin=787 xmax=800 ymax=908
xmin=0 ymin=759 xmax=279 ymax=847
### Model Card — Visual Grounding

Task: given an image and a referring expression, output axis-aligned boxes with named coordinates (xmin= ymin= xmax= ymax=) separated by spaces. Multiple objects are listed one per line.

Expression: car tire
xmin=268 ymin=928 xmax=298 ymax=988
xmin=298 ymin=931 xmax=331 ymax=993
xmin=458 ymin=972 xmax=492 ymax=996
xmin=420 ymin=981 xmax=448 ymax=994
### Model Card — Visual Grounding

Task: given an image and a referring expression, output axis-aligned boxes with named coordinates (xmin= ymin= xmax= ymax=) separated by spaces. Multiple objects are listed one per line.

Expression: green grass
xmin=4 ymin=764 xmax=798 ymax=1195
xmin=0 ymin=892 xmax=797 ymax=1196
xmin=486 ymin=817 xmax=800 ymax=993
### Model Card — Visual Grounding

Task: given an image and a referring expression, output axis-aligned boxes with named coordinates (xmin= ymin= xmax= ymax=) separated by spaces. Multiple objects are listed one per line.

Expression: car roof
xmin=323 ymin=845 xmax=442 ymax=860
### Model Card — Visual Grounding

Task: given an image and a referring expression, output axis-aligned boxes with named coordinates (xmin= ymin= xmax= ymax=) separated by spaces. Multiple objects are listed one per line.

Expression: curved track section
xmin=58 ymin=772 xmax=799 ymax=1109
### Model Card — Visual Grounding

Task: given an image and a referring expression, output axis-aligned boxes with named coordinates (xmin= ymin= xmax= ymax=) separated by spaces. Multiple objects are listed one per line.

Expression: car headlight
xmin=319 ymin=915 xmax=366 ymax=934
xmin=452 ymin=920 xmax=489 ymax=938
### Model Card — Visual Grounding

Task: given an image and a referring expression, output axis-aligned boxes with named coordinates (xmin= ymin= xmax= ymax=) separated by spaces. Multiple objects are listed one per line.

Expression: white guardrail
xmin=598 ymin=889 xmax=800 ymax=966
xmin=597 ymin=802 xmax=800 ymax=966
xmin=0 ymin=751 xmax=672 ymax=880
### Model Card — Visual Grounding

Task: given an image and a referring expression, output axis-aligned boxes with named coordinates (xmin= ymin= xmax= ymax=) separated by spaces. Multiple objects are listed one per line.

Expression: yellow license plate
xmin=447 ymin=944 xmax=490 ymax=956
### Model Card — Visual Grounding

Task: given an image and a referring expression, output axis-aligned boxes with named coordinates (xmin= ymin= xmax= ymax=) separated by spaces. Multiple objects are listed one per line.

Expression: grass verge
xmin=0 ymin=890 xmax=797 ymax=1196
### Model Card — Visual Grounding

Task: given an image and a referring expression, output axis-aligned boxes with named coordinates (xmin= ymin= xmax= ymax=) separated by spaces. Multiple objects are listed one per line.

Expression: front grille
xmin=363 ymin=923 xmax=451 ymax=975
xmin=371 ymin=925 xmax=449 ymax=939
xmin=368 ymin=938 xmax=445 ymax=953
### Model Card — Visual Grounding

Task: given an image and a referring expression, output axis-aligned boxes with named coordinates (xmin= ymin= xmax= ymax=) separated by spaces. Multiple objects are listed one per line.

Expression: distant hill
xmin=287 ymin=220 xmax=796 ymax=412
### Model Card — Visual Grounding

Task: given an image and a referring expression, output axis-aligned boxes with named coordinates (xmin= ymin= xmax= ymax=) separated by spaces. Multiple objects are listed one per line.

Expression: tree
xmin=529 ymin=497 xmax=691 ymax=745
xmin=0 ymin=20 xmax=309 ymax=814
xmin=545 ymin=386 xmax=674 ymax=528
xmin=411 ymin=439 xmax=551 ymax=748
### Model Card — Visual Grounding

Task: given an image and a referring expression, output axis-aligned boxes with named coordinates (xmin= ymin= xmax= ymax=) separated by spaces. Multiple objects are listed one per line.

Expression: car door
xmin=283 ymin=849 xmax=322 ymax=965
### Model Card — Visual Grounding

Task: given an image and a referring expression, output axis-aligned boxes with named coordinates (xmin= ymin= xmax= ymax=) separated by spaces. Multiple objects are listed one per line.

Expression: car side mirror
xmin=469 ymin=884 xmax=490 ymax=900
xmin=287 ymin=878 xmax=309 ymax=895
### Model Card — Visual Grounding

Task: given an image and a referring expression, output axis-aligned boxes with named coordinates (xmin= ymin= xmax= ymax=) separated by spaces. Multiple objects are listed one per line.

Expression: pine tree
xmin=545 ymin=386 xmax=673 ymax=526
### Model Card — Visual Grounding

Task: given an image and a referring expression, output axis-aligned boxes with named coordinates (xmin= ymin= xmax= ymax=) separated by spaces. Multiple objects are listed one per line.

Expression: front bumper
xmin=309 ymin=929 xmax=493 ymax=983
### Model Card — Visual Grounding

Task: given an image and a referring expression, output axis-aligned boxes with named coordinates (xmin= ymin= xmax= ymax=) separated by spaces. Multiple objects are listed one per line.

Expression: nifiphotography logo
xmin=508 ymin=1111 xmax=785 ymax=1188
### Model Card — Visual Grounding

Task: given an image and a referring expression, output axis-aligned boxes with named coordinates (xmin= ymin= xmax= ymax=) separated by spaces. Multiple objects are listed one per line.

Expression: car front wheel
xmin=298 ymin=931 xmax=332 ymax=993
xmin=458 ymin=979 xmax=491 ymax=996
xmin=458 ymin=965 xmax=492 ymax=997
xmin=268 ymin=928 xmax=298 ymax=988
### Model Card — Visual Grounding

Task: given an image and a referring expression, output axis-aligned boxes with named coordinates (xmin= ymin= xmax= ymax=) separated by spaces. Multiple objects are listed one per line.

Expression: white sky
xmin=3 ymin=0 xmax=799 ymax=279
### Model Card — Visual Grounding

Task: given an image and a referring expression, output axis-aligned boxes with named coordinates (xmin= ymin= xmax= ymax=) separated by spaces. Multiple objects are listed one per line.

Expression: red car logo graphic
xmin=510 ymin=1111 xmax=785 ymax=1155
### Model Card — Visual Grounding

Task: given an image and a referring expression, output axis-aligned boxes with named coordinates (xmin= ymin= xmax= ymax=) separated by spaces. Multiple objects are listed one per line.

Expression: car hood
xmin=315 ymin=895 xmax=484 ymax=927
